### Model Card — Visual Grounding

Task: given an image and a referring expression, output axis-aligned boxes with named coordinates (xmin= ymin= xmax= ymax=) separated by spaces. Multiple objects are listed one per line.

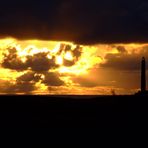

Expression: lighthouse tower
xmin=141 ymin=57 xmax=146 ymax=93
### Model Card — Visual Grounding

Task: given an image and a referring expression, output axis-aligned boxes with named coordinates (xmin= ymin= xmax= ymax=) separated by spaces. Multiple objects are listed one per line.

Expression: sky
xmin=0 ymin=0 xmax=148 ymax=95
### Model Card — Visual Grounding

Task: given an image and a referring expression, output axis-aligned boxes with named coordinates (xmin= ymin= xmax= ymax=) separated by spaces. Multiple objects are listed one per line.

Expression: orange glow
xmin=64 ymin=51 xmax=73 ymax=61
xmin=56 ymin=56 xmax=63 ymax=65
xmin=0 ymin=37 xmax=147 ymax=94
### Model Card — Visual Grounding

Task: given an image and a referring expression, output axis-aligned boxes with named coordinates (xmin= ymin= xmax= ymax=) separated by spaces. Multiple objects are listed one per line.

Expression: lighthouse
xmin=141 ymin=57 xmax=146 ymax=93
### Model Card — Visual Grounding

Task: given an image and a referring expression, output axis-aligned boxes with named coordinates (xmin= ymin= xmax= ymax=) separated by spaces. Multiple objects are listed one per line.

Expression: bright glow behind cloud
xmin=0 ymin=38 xmax=148 ymax=95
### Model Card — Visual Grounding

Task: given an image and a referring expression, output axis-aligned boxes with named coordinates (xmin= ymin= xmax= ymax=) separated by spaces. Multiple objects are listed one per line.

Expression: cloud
xmin=73 ymin=45 xmax=82 ymax=60
xmin=116 ymin=46 xmax=127 ymax=53
xmin=42 ymin=72 xmax=64 ymax=86
xmin=14 ymin=71 xmax=65 ymax=89
xmin=63 ymin=59 xmax=75 ymax=67
xmin=0 ymin=71 xmax=65 ymax=94
xmin=137 ymin=2 xmax=148 ymax=24
xmin=17 ymin=71 xmax=41 ymax=82
xmin=0 ymin=43 xmax=83 ymax=93
xmin=0 ymin=80 xmax=35 ymax=94
xmin=0 ymin=0 xmax=148 ymax=44
xmin=26 ymin=53 xmax=58 ymax=72
xmin=1 ymin=71 xmax=41 ymax=93
xmin=2 ymin=43 xmax=82 ymax=72
xmin=100 ymin=45 xmax=148 ymax=71
xmin=63 ymin=45 xmax=82 ymax=67
xmin=2 ymin=47 xmax=28 ymax=71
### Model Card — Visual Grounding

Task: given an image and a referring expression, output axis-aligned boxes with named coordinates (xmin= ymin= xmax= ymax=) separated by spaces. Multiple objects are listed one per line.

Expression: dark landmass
xmin=0 ymin=95 xmax=147 ymax=129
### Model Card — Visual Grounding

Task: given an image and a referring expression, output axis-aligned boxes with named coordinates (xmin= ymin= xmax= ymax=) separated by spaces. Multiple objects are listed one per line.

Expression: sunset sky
xmin=0 ymin=0 xmax=148 ymax=95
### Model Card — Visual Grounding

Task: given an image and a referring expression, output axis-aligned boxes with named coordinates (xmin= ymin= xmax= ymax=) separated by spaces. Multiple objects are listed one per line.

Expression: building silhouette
xmin=141 ymin=57 xmax=146 ymax=92
xmin=136 ymin=57 xmax=148 ymax=95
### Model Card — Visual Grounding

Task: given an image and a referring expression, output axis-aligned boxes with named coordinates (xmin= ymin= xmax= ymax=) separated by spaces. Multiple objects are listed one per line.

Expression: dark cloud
xmin=64 ymin=45 xmax=71 ymax=52
xmin=56 ymin=44 xmax=82 ymax=66
xmin=0 ymin=80 xmax=35 ymax=94
xmin=63 ymin=59 xmax=75 ymax=67
xmin=2 ymin=47 xmax=28 ymax=71
xmin=0 ymin=44 xmax=83 ymax=93
xmin=58 ymin=44 xmax=82 ymax=59
xmin=17 ymin=71 xmax=65 ymax=87
xmin=0 ymin=0 xmax=148 ymax=44
xmin=100 ymin=45 xmax=148 ymax=71
xmin=2 ymin=71 xmax=40 ymax=93
xmin=63 ymin=45 xmax=82 ymax=66
xmin=42 ymin=72 xmax=64 ymax=86
xmin=73 ymin=46 xmax=82 ymax=60
xmin=2 ymin=44 xmax=82 ymax=72
xmin=56 ymin=44 xmax=65 ymax=55
xmin=0 ymin=71 xmax=65 ymax=93
xmin=116 ymin=46 xmax=127 ymax=53
xmin=17 ymin=71 xmax=41 ymax=82
xmin=26 ymin=53 xmax=58 ymax=72
xmin=2 ymin=47 xmax=58 ymax=72
xmin=2 ymin=44 xmax=82 ymax=71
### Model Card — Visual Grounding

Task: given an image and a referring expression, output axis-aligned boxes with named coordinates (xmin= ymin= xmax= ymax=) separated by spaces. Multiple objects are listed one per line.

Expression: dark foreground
xmin=0 ymin=95 xmax=147 ymax=129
